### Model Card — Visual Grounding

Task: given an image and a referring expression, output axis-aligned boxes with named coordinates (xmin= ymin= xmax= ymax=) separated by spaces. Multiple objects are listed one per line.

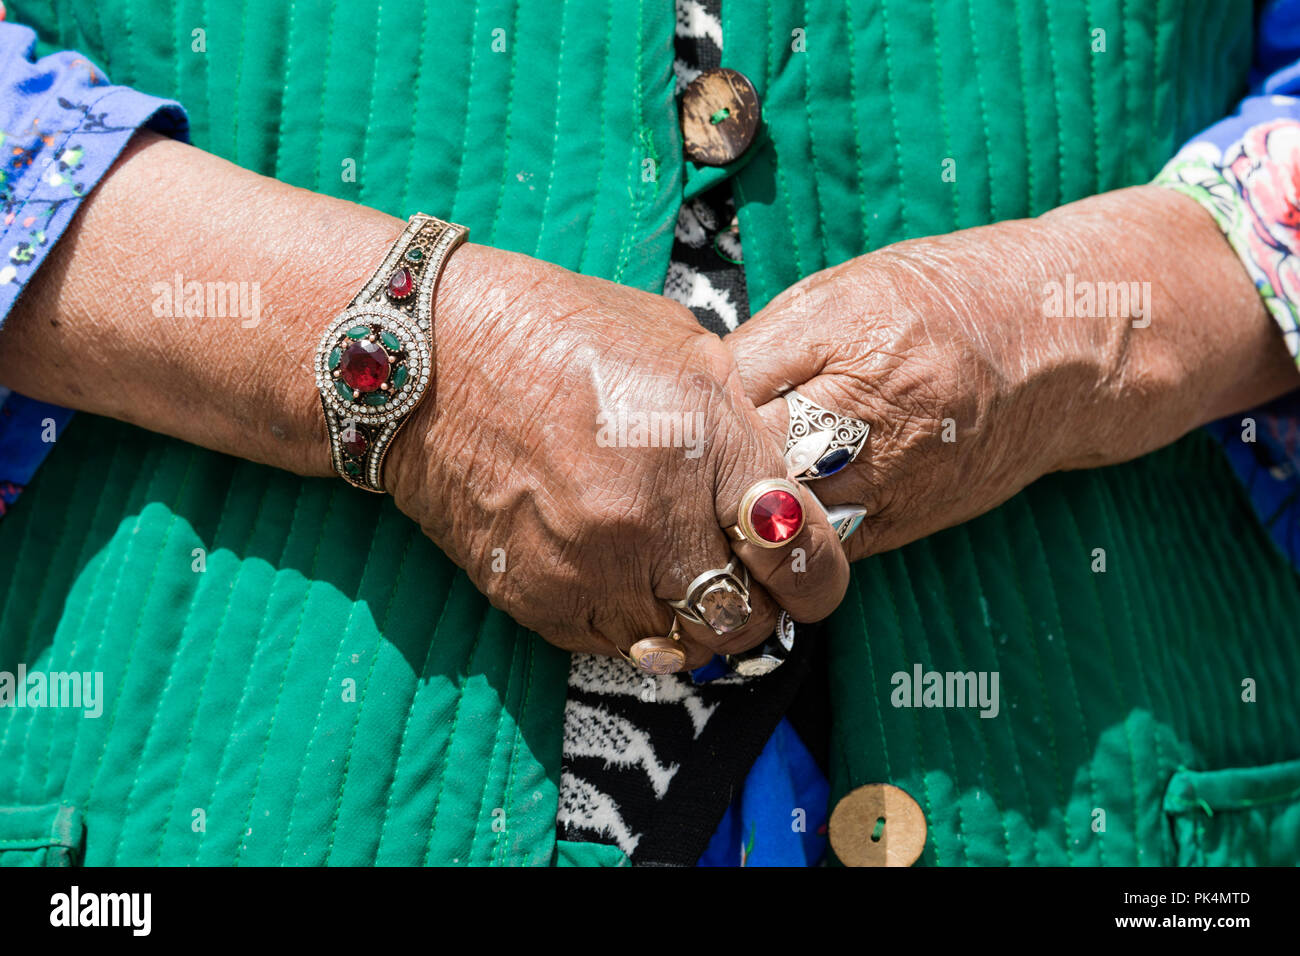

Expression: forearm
xmin=873 ymin=184 xmax=1300 ymax=470
xmin=0 ymin=130 xmax=406 ymax=478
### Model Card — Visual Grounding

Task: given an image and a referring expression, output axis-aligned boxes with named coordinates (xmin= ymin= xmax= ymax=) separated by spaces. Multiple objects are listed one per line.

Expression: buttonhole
xmin=710 ymin=108 xmax=731 ymax=125
xmin=871 ymin=816 xmax=886 ymax=842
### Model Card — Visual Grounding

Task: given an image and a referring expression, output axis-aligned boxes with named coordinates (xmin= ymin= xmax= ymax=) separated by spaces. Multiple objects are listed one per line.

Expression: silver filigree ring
xmin=782 ymin=391 xmax=870 ymax=481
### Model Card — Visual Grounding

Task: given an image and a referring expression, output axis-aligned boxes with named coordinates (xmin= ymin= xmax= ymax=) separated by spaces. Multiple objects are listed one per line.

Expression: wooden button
xmin=680 ymin=67 xmax=761 ymax=167
xmin=829 ymin=783 xmax=927 ymax=867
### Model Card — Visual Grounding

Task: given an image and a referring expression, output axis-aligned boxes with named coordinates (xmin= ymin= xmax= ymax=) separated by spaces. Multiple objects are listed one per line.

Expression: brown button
xmin=680 ymin=67 xmax=761 ymax=167
xmin=829 ymin=783 xmax=927 ymax=867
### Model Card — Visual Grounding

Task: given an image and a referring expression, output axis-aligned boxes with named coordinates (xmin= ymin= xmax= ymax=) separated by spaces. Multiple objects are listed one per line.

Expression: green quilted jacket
xmin=1 ymin=0 xmax=1298 ymax=867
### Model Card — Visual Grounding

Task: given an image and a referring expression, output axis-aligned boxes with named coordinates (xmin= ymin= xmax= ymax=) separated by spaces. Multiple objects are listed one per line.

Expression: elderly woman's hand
xmin=0 ymin=132 xmax=849 ymax=667
xmin=727 ymin=185 xmax=1300 ymax=559
xmin=385 ymin=242 xmax=849 ymax=663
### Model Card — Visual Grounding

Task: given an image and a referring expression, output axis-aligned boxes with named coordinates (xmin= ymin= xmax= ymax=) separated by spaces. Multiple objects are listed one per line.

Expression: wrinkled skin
xmin=728 ymin=186 xmax=1300 ymax=560
xmin=387 ymin=243 xmax=850 ymax=666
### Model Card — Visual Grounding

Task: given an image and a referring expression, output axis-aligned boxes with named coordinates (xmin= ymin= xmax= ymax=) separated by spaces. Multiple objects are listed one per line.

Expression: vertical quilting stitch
xmin=467 ymin=623 xmax=520 ymax=864
xmin=873 ymin=551 xmax=943 ymax=865
xmin=447 ymin=0 xmax=484 ymax=225
xmin=989 ymin=504 xmax=1074 ymax=864
xmin=574 ymin=1 xmax=613 ymax=276
xmin=1040 ymin=0 xmax=1066 ymax=208
xmin=395 ymin=0 xmax=431 ymax=212
xmin=611 ymin=0 xmax=647 ymax=284
xmin=954 ymin=524 xmax=1039 ymax=866
xmin=843 ymin=0 xmax=871 ymax=250
xmin=1012 ymin=0 xmax=1037 ymax=216
xmin=486 ymin=0 xmax=523 ymax=247
xmin=270 ymin=0 xmax=301 ymax=181
xmin=1016 ymin=499 xmax=1098 ymax=864
xmin=233 ymin=483 xmax=342 ymax=864
xmin=320 ymin=522 xmax=419 ymax=864
xmin=107 ymin=452 xmax=246 ymax=864
xmin=892 ymin=543 xmax=970 ymax=865
xmin=964 ymin=0 xmax=997 ymax=223
xmin=229 ymin=0 xmax=252 ymax=164
xmin=877 ymin=0 xmax=911 ymax=238
xmin=32 ymin=435 xmax=168 ymax=806
xmin=937 ymin=526 xmax=1016 ymax=866
xmin=195 ymin=475 xmax=310 ymax=863
xmin=531 ymin=0 xmax=571 ymax=260
xmin=1084 ymin=0 xmax=1103 ymax=192
xmin=766 ymin=0 xmax=806 ymax=284
xmin=153 ymin=466 xmax=274 ymax=864
xmin=495 ymin=629 xmax=541 ymax=866
xmin=1 ymin=423 xmax=109 ymax=800
xmin=81 ymin=451 xmax=200 ymax=816
xmin=420 ymin=601 xmax=492 ymax=865
xmin=32 ymin=435 xmax=132 ymax=798
xmin=371 ymin=562 xmax=459 ymax=862
xmin=929 ymin=0 xmax=961 ymax=231
xmin=1056 ymin=485 xmax=1147 ymax=863
xmin=309 ymin=0 xmax=340 ymax=190
xmin=799 ymin=0 xmax=829 ymax=265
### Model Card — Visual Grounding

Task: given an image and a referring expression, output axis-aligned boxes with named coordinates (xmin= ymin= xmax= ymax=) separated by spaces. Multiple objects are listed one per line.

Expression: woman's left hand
xmin=726 ymin=185 xmax=1300 ymax=559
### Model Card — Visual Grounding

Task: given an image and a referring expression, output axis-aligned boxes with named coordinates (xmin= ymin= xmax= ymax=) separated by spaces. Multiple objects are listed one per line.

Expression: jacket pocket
xmin=1163 ymin=758 xmax=1300 ymax=866
xmin=0 ymin=803 xmax=84 ymax=867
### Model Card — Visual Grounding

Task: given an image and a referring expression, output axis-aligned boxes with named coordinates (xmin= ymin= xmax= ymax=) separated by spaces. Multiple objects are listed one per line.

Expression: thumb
xmin=726 ymin=277 xmax=831 ymax=407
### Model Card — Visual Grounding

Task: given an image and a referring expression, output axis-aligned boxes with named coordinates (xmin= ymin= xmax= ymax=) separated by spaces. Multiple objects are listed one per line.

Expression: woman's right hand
xmin=386 ymin=243 xmax=850 ymax=665
xmin=0 ymin=131 xmax=849 ymax=666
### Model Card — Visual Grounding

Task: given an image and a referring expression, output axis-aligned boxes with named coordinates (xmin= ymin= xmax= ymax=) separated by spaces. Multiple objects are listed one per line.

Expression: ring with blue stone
xmin=782 ymin=391 xmax=870 ymax=481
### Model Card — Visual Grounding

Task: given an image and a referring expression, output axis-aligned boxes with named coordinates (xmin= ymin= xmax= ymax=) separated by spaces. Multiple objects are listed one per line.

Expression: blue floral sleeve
xmin=1153 ymin=0 xmax=1300 ymax=566
xmin=0 ymin=18 xmax=187 ymax=515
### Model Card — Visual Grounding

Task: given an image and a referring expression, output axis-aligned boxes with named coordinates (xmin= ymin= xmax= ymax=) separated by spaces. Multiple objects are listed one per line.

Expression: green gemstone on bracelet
xmin=343 ymin=460 xmax=362 ymax=476
xmin=405 ymin=247 xmax=424 ymax=263
xmin=346 ymin=325 xmax=371 ymax=339
xmin=363 ymin=391 xmax=389 ymax=407
xmin=328 ymin=347 xmax=341 ymax=369
xmin=380 ymin=330 xmax=401 ymax=352
xmin=391 ymin=365 xmax=409 ymax=389
xmin=334 ymin=380 xmax=353 ymax=402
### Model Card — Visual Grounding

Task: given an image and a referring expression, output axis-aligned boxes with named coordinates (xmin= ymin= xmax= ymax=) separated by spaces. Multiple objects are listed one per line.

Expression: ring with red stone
xmin=726 ymin=477 xmax=805 ymax=548
xmin=668 ymin=560 xmax=752 ymax=635
xmin=626 ymin=620 xmax=687 ymax=675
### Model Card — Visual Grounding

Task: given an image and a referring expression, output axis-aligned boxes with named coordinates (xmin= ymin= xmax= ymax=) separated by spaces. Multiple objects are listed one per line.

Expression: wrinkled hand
xmin=726 ymin=187 xmax=1291 ymax=559
xmin=387 ymin=243 xmax=849 ymax=666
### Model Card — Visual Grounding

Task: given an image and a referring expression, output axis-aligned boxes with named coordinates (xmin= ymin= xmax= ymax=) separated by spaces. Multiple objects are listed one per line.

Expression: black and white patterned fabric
xmin=661 ymin=0 xmax=751 ymax=335
xmin=554 ymin=0 xmax=815 ymax=866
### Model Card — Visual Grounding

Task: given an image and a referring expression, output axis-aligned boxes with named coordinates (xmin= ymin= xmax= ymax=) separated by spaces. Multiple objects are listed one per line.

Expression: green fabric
xmin=554 ymin=839 xmax=630 ymax=867
xmin=720 ymin=0 xmax=1300 ymax=866
xmin=2 ymin=0 xmax=1296 ymax=868
xmin=1164 ymin=758 xmax=1300 ymax=866
xmin=5 ymin=0 xmax=682 ymax=865
xmin=0 ymin=803 xmax=83 ymax=866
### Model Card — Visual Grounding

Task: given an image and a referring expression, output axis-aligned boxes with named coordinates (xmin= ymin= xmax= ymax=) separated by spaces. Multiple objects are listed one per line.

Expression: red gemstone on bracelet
xmin=387 ymin=266 xmax=414 ymax=299
xmin=751 ymin=489 xmax=803 ymax=543
xmin=339 ymin=339 xmax=390 ymax=393
xmin=342 ymin=431 xmax=368 ymax=458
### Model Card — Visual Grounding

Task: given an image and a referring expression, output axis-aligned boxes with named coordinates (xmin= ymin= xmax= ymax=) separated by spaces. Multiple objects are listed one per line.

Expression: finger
xmin=712 ymin=370 xmax=851 ymax=623
xmin=726 ymin=277 xmax=831 ymax=405
xmin=654 ymin=551 xmax=783 ymax=657
xmin=721 ymin=476 xmax=850 ymax=621
xmin=751 ymin=381 xmax=879 ymax=515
